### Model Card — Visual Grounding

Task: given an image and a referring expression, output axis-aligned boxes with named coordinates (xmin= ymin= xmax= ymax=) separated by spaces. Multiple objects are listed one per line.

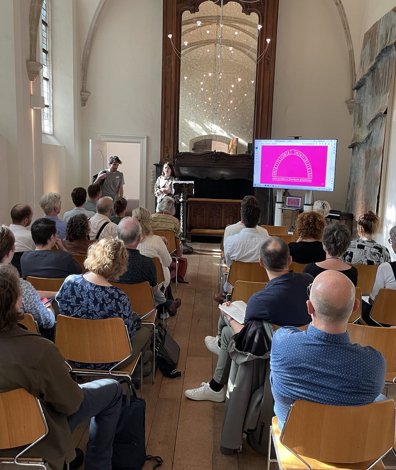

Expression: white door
xmin=89 ymin=140 xmax=107 ymax=183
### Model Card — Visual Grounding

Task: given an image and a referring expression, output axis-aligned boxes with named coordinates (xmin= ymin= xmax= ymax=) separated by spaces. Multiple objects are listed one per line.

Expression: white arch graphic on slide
xmin=272 ymin=149 xmax=313 ymax=182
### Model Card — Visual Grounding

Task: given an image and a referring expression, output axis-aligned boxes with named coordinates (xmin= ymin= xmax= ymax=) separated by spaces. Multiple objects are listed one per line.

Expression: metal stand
xmin=303 ymin=190 xmax=313 ymax=212
xmin=274 ymin=188 xmax=284 ymax=226
xmin=173 ymin=181 xmax=195 ymax=254
xmin=179 ymin=192 xmax=193 ymax=254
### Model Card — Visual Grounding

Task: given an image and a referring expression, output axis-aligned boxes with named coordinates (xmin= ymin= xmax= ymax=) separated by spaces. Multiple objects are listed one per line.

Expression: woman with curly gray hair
xmin=303 ymin=223 xmax=358 ymax=286
xmin=63 ymin=214 xmax=94 ymax=255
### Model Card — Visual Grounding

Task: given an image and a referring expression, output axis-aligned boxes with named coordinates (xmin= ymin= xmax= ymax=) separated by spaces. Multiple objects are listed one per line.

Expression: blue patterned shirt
xmin=56 ymin=274 xmax=135 ymax=370
xmin=270 ymin=324 xmax=386 ymax=429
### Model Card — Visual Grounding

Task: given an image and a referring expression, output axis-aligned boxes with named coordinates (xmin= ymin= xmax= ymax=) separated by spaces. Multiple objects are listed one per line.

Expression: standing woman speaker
xmin=155 ymin=163 xmax=179 ymax=215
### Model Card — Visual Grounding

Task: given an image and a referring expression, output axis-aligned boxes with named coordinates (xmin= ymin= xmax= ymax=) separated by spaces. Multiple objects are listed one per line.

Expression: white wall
xmin=79 ymin=0 xmax=162 ymax=213
xmin=272 ymin=0 xmax=352 ymax=211
xmin=106 ymin=142 xmax=140 ymax=200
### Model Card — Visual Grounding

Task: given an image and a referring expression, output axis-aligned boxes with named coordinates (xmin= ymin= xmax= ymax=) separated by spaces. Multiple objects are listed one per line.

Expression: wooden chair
xmin=369 ymin=288 xmax=396 ymax=326
xmin=19 ymin=313 xmax=39 ymax=334
xmin=0 ymin=388 xmax=48 ymax=469
xmin=152 ymin=257 xmax=165 ymax=285
xmin=232 ymin=280 xmax=266 ymax=303
xmin=153 ymin=230 xmax=180 ymax=290
xmin=347 ymin=323 xmax=396 ymax=384
xmin=267 ymin=399 xmax=395 ymax=470
xmin=277 ymin=234 xmax=295 ymax=244
xmin=55 ymin=315 xmax=142 ymax=393
xmin=289 ymin=262 xmax=307 ymax=273
xmin=350 ymin=263 xmax=378 ymax=294
xmin=112 ymin=281 xmax=157 ymax=382
xmin=228 ymin=261 xmax=269 ymax=286
xmin=261 ymin=225 xmax=288 ymax=235
xmin=273 ymin=324 xmax=309 ymax=332
xmin=72 ymin=254 xmax=88 ymax=273
xmin=348 ymin=287 xmax=362 ymax=323
xmin=26 ymin=277 xmax=65 ymax=292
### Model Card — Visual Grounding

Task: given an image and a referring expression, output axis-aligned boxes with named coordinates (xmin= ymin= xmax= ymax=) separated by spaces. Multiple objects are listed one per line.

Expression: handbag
xmin=153 ymin=322 xmax=181 ymax=378
xmin=112 ymin=385 xmax=163 ymax=470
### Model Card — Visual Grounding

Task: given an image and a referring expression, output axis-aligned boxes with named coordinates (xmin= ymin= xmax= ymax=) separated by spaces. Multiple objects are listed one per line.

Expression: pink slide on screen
xmin=260 ymin=145 xmax=328 ymax=187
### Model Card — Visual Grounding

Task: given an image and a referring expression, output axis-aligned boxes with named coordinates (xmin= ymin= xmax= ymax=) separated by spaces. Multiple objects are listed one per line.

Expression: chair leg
xmin=174 ymin=256 xmax=179 ymax=291
xmin=140 ymin=352 xmax=144 ymax=396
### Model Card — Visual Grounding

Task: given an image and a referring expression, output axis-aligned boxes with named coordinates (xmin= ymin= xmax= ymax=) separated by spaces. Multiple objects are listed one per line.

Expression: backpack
xmin=112 ymin=386 xmax=163 ymax=470
xmin=153 ymin=322 xmax=181 ymax=378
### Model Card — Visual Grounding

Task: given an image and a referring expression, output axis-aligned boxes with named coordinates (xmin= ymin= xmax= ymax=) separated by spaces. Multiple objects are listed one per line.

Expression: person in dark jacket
xmin=185 ymin=237 xmax=312 ymax=403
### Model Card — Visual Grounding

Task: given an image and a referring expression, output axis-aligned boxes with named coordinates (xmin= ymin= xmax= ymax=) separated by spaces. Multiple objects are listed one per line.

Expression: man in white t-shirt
xmin=9 ymin=204 xmax=35 ymax=252
xmin=223 ymin=195 xmax=268 ymax=243
xmin=95 ymin=156 xmax=125 ymax=200
xmin=89 ymin=197 xmax=118 ymax=240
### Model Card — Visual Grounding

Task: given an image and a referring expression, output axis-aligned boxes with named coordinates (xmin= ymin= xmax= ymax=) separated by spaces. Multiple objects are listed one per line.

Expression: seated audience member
xmin=361 ymin=224 xmax=396 ymax=325
xmin=21 ymin=218 xmax=81 ymax=279
xmin=223 ymin=195 xmax=268 ymax=243
xmin=117 ymin=217 xmax=181 ymax=315
xmin=132 ymin=207 xmax=173 ymax=288
xmin=84 ymin=183 xmax=101 ymax=213
xmin=185 ymin=237 xmax=312 ymax=403
xmin=288 ymin=211 xmax=326 ymax=263
xmin=63 ymin=187 xmax=95 ymax=222
xmin=0 ymin=264 xmax=122 ymax=470
xmin=343 ymin=211 xmax=390 ymax=265
xmin=214 ymin=202 xmax=269 ymax=302
xmin=270 ymin=270 xmax=386 ymax=430
xmin=224 ymin=203 xmax=269 ymax=268
xmin=304 ymin=223 xmax=358 ymax=286
xmin=89 ymin=197 xmax=118 ymax=240
xmin=110 ymin=196 xmax=128 ymax=225
xmin=9 ymin=204 xmax=35 ymax=252
xmin=63 ymin=214 xmax=94 ymax=255
xmin=0 ymin=226 xmax=55 ymax=331
xmin=313 ymin=200 xmax=331 ymax=218
xmin=151 ymin=196 xmax=181 ymax=237
xmin=56 ymin=238 xmax=151 ymax=370
xmin=39 ymin=192 xmax=67 ymax=239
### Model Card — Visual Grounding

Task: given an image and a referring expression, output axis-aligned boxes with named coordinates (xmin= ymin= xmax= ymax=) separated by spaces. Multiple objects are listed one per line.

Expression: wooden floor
xmin=73 ymin=242 xmax=271 ymax=469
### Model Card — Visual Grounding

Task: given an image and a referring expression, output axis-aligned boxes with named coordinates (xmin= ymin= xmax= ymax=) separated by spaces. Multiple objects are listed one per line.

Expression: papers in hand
xmin=219 ymin=301 xmax=247 ymax=325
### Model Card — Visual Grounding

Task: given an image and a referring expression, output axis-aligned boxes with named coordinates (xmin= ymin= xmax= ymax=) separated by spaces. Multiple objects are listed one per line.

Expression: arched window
xmin=41 ymin=0 xmax=53 ymax=134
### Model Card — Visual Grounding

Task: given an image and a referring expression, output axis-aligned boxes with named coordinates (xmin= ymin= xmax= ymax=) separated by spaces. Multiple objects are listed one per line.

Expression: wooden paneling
xmin=188 ymin=198 xmax=241 ymax=234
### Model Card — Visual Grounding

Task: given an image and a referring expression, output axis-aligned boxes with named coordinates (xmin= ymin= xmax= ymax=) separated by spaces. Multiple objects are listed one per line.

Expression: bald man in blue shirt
xmin=270 ymin=270 xmax=386 ymax=430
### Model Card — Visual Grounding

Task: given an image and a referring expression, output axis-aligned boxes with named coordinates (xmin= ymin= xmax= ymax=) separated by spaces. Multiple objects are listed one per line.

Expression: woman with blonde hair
xmin=343 ymin=211 xmax=390 ymax=265
xmin=289 ymin=211 xmax=326 ymax=264
xmin=56 ymin=237 xmax=150 ymax=370
xmin=132 ymin=207 xmax=181 ymax=315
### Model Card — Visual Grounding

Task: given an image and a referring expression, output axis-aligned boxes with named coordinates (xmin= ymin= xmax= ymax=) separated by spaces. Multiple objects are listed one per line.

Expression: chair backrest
xmin=112 ymin=281 xmax=155 ymax=317
xmin=153 ymin=230 xmax=177 ymax=253
xmin=26 ymin=276 xmax=65 ymax=291
xmin=228 ymin=261 xmax=269 ymax=285
xmin=232 ymin=280 xmax=266 ymax=303
xmin=370 ymin=288 xmax=396 ymax=325
xmin=261 ymin=225 xmax=288 ymax=235
xmin=347 ymin=323 xmax=396 ymax=377
xmin=348 ymin=287 xmax=362 ymax=323
xmin=72 ymin=254 xmax=88 ymax=274
xmin=350 ymin=263 xmax=378 ymax=294
xmin=277 ymin=234 xmax=295 ymax=244
xmin=273 ymin=324 xmax=309 ymax=331
xmin=19 ymin=313 xmax=39 ymax=334
xmin=289 ymin=262 xmax=307 ymax=273
xmin=0 ymin=388 xmax=47 ymax=450
xmin=152 ymin=257 xmax=165 ymax=285
xmin=55 ymin=315 xmax=132 ymax=364
xmin=281 ymin=399 xmax=395 ymax=464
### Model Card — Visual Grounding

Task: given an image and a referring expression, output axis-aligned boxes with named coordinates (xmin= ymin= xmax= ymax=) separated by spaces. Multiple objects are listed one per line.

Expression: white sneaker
xmin=205 ymin=335 xmax=220 ymax=355
xmin=185 ymin=382 xmax=226 ymax=402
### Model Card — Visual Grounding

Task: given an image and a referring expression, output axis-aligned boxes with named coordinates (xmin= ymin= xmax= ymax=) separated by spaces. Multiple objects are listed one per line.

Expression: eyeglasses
xmin=306 ymin=283 xmax=312 ymax=299
xmin=388 ymin=238 xmax=393 ymax=245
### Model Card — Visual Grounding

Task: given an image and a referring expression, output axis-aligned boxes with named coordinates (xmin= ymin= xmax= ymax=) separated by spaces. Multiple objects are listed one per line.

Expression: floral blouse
xmin=56 ymin=274 xmax=136 ymax=370
xmin=20 ymin=279 xmax=55 ymax=329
